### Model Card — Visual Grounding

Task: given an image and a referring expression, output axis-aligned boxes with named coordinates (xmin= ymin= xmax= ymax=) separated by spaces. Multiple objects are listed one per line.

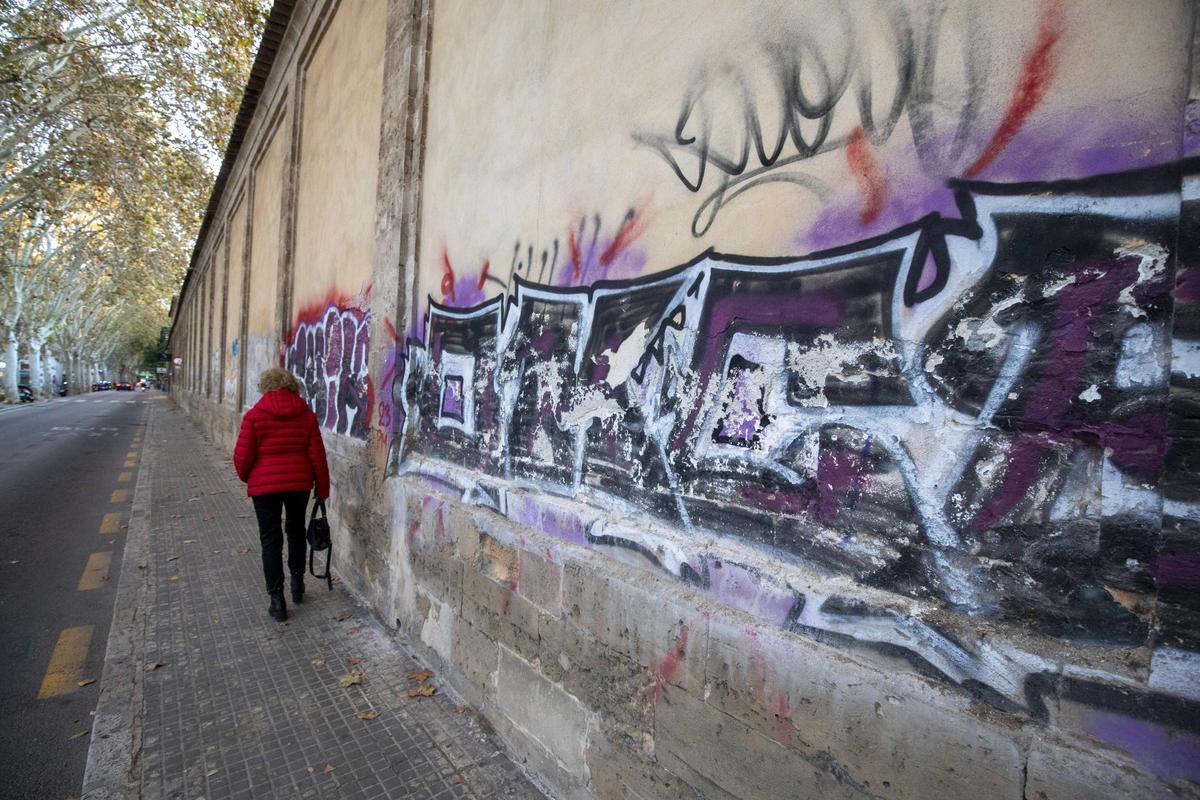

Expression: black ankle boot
xmin=269 ymin=591 xmax=287 ymax=622
xmin=291 ymin=573 xmax=304 ymax=604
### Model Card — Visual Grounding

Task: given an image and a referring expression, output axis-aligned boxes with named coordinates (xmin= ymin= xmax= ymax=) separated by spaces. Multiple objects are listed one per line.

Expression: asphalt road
xmin=0 ymin=391 xmax=158 ymax=800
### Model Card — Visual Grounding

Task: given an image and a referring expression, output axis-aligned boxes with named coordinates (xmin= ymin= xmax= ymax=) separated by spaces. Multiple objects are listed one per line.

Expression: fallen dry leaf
xmin=335 ymin=611 xmax=350 ymax=622
xmin=165 ymin=555 xmax=179 ymax=561
xmin=237 ymin=546 xmax=252 ymax=555
xmin=182 ymin=539 xmax=195 ymax=544
xmin=69 ymin=730 xmax=88 ymax=740
xmin=209 ymin=490 xmax=226 ymax=495
xmin=345 ymin=657 xmax=362 ymax=667
xmin=145 ymin=661 xmax=166 ymax=672
xmin=323 ymin=764 xmax=335 ymax=775
xmin=454 ymin=705 xmax=468 ymax=713
xmin=311 ymin=658 xmax=326 ymax=668
xmin=170 ymin=514 xmax=183 ymax=519
xmin=347 ymin=627 xmax=359 ymax=636
xmin=206 ymin=768 xmax=219 ymax=777
xmin=236 ymin=514 xmax=252 ymax=518
xmin=406 ymin=683 xmax=436 ymax=698
xmin=169 ymin=576 xmax=179 ymax=582
xmin=338 ymin=669 xmax=364 ymax=688
xmin=355 ymin=710 xmax=379 ymax=721
xmin=452 ymin=774 xmax=466 ymax=785
xmin=408 ymin=669 xmax=433 ymax=682
xmin=77 ymin=678 xmax=96 ymax=687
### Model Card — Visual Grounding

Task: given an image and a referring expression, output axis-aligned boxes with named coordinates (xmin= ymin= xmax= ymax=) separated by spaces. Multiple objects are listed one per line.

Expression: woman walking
xmin=233 ymin=367 xmax=330 ymax=621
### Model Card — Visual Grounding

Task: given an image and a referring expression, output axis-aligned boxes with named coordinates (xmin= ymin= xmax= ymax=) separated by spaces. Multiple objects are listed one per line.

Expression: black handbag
xmin=307 ymin=499 xmax=333 ymax=590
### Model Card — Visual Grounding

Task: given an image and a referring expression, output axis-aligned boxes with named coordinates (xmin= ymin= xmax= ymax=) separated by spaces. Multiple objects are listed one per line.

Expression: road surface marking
xmin=110 ymin=490 xmax=128 ymax=503
xmin=37 ymin=626 xmax=94 ymax=699
xmin=117 ymin=472 xmax=131 ymax=482
xmin=99 ymin=513 xmax=121 ymax=535
xmin=123 ymin=460 xmax=135 ymax=468
xmin=126 ymin=451 xmax=138 ymax=459
xmin=78 ymin=552 xmax=113 ymax=591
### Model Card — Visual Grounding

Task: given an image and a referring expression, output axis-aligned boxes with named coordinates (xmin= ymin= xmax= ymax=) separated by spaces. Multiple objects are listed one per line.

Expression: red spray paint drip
xmin=568 ymin=227 xmax=583 ymax=283
xmin=845 ymin=126 xmax=888 ymax=224
xmin=599 ymin=209 xmax=642 ymax=266
xmin=476 ymin=259 xmax=490 ymax=292
xmin=965 ymin=0 xmax=1065 ymax=178
xmin=652 ymin=625 xmax=691 ymax=703
xmin=440 ymin=250 xmax=457 ymax=303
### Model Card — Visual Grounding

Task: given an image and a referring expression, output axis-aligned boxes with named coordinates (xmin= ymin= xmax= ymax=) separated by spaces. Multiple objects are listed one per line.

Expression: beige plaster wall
xmin=245 ymin=124 xmax=287 ymax=408
xmin=416 ymin=0 xmax=1188 ymax=304
xmin=291 ymin=0 xmax=387 ymax=315
xmin=208 ymin=237 xmax=225 ymax=400
xmin=224 ymin=198 xmax=248 ymax=405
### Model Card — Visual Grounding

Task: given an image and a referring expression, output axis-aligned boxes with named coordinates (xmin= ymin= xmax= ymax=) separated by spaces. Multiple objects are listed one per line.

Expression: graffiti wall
xmin=284 ymin=299 xmax=372 ymax=438
xmin=393 ymin=0 xmax=1199 ymax=778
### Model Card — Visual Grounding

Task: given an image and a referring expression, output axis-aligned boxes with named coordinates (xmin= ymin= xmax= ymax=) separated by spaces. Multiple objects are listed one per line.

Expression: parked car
xmin=116 ymin=381 xmax=133 ymax=391
xmin=17 ymin=384 xmax=34 ymax=403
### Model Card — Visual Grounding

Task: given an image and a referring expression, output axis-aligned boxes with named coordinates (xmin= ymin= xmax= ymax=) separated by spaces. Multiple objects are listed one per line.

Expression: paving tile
xmin=127 ymin=403 xmax=547 ymax=800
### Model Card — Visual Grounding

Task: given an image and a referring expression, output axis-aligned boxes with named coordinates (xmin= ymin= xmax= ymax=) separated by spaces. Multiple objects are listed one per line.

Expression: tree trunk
xmin=29 ymin=337 xmax=43 ymax=396
xmin=42 ymin=345 xmax=54 ymax=396
xmin=3 ymin=329 xmax=18 ymax=402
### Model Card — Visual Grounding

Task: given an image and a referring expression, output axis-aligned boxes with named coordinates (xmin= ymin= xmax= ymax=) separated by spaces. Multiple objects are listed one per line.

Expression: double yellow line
xmin=37 ymin=429 xmax=142 ymax=699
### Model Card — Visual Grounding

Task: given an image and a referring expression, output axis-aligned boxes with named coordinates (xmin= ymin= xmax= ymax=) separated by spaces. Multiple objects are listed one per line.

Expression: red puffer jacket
xmin=233 ymin=390 xmax=330 ymax=499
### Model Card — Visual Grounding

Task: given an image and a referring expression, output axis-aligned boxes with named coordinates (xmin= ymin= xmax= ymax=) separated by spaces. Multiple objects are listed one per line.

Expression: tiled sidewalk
xmin=82 ymin=401 xmax=547 ymax=800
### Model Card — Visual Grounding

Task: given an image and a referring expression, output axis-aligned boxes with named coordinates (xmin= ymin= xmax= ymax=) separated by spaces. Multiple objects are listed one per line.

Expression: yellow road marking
xmin=117 ymin=472 xmax=131 ymax=482
xmin=78 ymin=552 xmax=113 ymax=591
xmin=37 ymin=626 xmax=94 ymax=699
xmin=99 ymin=513 xmax=121 ymax=535
xmin=123 ymin=460 xmax=135 ymax=468
xmin=126 ymin=451 xmax=138 ymax=459
xmin=110 ymin=490 xmax=128 ymax=503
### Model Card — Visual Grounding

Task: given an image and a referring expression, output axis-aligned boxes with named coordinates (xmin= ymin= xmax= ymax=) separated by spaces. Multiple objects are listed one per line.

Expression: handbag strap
xmin=309 ymin=546 xmax=333 ymax=590
xmin=308 ymin=498 xmax=332 ymax=590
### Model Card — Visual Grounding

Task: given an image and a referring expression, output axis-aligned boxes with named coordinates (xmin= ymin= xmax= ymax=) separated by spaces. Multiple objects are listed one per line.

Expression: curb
xmin=81 ymin=406 xmax=156 ymax=799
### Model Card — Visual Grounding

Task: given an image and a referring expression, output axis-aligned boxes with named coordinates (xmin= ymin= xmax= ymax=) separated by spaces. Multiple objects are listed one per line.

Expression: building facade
xmin=168 ymin=1 xmax=1200 ymax=797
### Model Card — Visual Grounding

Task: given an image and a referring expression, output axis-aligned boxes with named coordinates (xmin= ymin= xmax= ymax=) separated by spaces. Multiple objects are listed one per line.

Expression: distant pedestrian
xmin=233 ymin=367 xmax=330 ymax=621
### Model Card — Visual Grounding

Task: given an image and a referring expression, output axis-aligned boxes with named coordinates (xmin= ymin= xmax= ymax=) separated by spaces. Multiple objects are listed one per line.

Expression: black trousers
xmin=251 ymin=490 xmax=309 ymax=594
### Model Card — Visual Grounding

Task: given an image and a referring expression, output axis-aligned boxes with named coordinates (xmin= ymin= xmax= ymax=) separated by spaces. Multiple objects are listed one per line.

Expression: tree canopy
xmin=0 ymin=0 xmax=269 ymax=398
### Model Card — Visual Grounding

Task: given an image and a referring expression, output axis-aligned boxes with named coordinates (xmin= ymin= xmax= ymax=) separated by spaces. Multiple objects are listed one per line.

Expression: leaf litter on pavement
xmin=355 ymin=710 xmax=379 ymax=721
xmin=338 ymin=669 xmax=364 ymax=688
xmin=406 ymin=667 xmax=437 ymax=697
